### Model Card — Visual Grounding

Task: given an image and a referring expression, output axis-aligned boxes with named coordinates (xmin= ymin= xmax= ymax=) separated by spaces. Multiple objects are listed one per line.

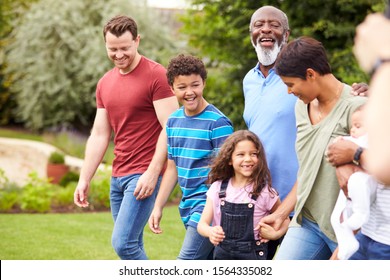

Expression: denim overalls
xmin=213 ymin=179 xmax=268 ymax=260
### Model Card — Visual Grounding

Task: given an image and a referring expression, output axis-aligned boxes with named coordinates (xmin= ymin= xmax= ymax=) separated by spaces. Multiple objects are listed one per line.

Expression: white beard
xmin=253 ymin=37 xmax=284 ymax=66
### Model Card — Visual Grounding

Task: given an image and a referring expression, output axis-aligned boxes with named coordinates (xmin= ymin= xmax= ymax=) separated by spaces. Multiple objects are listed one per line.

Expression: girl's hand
xmin=257 ymin=222 xmax=278 ymax=243
xmin=209 ymin=226 xmax=225 ymax=246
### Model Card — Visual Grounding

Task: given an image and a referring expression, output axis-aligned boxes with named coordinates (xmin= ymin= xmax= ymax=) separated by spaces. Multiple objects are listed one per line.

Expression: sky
xmin=147 ymin=0 xmax=189 ymax=9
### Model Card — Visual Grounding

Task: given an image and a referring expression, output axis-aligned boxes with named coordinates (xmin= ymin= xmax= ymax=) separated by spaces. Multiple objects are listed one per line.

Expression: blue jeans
xmin=275 ymin=217 xmax=338 ymax=260
xmin=110 ymin=174 xmax=161 ymax=260
xmin=349 ymin=232 xmax=390 ymax=260
xmin=177 ymin=225 xmax=214 ymax=260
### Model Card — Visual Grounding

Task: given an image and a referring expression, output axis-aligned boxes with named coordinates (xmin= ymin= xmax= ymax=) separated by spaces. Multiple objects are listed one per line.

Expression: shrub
xmin=0 ymin=189 xmax=20 ymax=212
xmin=5 ymin=0 xmax=179 ymax=131
xmin=0 ymin=168 xmax=9 ymax=187
xmin=51 ymin=181 xmax=78 ymax=212
xmin=0 ymin=167 xmax=181 ymax=213
xmin=48 ymin=151 xmax=65 ymax=164
xmin=88 ymin=168 xmax=111 ymax=211
xmin=20 ymin=172 xmax=54 ymax=213
xmin=59 ymin=171 xmax=79 ymax=187
xmin=0 ymin=169 xmax=21 ymax=212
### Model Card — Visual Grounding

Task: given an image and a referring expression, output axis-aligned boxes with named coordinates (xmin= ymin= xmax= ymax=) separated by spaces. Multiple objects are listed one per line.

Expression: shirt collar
xmin=252 ymin=62 xmax=276 ymax=77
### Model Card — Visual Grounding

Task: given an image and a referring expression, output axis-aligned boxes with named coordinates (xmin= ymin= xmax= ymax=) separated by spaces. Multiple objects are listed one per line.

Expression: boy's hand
xmin=148 ymin=207 xmax=163 ymax=234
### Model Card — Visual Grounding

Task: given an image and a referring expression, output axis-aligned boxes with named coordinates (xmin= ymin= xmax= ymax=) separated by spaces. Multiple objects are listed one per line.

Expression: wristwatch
xmin=353 ymin=147 xmax=364 ymax=166
xmin=370 ymin=58 xmax=390 ymax=76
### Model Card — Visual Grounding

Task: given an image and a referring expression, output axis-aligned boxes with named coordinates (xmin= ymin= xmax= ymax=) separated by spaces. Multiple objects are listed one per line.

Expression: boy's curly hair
xmin=166 ymin=54 xmax=207 ymax=86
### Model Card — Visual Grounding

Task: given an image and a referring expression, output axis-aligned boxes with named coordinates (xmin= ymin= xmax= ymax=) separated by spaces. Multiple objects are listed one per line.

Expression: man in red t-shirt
xmin=74 ymin=15 xmax=178 ymax=260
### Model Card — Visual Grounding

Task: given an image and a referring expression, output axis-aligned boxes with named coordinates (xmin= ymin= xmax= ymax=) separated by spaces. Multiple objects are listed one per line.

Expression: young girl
xmin=197 ymin=130 xmax=289 ymax=260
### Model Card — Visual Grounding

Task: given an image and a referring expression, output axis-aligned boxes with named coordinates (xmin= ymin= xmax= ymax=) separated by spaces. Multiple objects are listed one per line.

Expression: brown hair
xmin=103 ymin=15 xmax=138 ymax=41
xmin=208 ymin=130 xmax=275 ymax=196
xmin=275 ymin=36 xmax=331 ymax=79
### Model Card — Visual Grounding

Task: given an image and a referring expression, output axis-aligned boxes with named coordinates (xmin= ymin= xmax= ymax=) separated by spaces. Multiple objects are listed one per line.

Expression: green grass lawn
xmin=0 ymin=206 xmax=185 ymax=260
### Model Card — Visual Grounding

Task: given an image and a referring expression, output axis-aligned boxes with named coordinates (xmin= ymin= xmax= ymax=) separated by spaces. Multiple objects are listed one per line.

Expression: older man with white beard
xmin=242 ymin=6 xmax=296 ymax=259
xmin=243 ymin=5 xmax=296 ymax=215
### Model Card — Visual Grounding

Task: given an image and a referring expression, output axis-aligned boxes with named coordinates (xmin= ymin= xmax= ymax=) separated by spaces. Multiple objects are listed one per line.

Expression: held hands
xmin=208 ymin=226 xmax=225 ymax=246
xmin=256 ymin=217 xmax=290 ymax=243
xmin=258 ymin=212 xmax=286 ymax=235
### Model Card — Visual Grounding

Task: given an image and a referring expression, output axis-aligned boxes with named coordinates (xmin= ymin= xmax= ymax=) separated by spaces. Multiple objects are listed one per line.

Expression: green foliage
xmin=51 ymin=182 xmax=78 ymax=212
xmin=20 ymin=172 xmax=54 ymax=213
xmin=331 ymin=48 xmax=370 ymax=85
xmin=48 ymin=151 xmax=65 ymax=164
xmin=0 ymin=169 xmax=21 ymax=211
xmin=88 ymin=168 xmax=111 ymax=210
xmin=59 ymin=171 xmax=80 ymax=187
xmin=205 ymin=67 xmax=245 ymax=129
xmin=4 ymin=0 xmax=180 ymax=131
xmin=0 ymin=190 xmax=19 ymax=211
xmin=0 ymin=0 xmax=39 ymax=125
xmin=0 ymin=63 xmax=15 ymax=125
xmin=0 ymin=164 xmax=182 ymax=214
xmin=280 ymin=0 xmax=384 ymax=83
xmin=0 ymin=127 xmax=42 ymax=141
xmin=0 ymin=168 xmax=9 ymax=187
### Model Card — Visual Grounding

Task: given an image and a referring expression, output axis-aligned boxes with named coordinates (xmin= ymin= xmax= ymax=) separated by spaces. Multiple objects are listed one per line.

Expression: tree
xmin=0 ymin=0 xmax=39 ymax=125
xmin=180 ymin=0 xmax=385 ymax=129
xmin=281 ymin=0 xmax=385 ymax=84
xmin=4 ymin=0 xmax=179 ymax=132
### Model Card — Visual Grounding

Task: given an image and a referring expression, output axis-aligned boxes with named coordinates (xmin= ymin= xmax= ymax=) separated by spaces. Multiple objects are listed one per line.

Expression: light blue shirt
xmin=243 ymin=64 xmax=298 ymax=202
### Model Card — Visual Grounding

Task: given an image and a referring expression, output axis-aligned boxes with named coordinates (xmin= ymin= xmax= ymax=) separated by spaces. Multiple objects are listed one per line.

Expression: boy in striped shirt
xmin=148 ymin=54 xmax=234 ymax=259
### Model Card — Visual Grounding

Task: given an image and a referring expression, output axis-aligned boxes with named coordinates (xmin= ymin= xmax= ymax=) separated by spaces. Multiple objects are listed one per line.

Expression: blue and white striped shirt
xmin=167 ymin=104 xmax=233 ymax=228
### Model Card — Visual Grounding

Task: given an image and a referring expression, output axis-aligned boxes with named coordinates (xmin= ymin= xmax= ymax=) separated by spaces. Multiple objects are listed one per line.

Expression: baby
xmin=330 ymin=105 xmax=377 ymax=260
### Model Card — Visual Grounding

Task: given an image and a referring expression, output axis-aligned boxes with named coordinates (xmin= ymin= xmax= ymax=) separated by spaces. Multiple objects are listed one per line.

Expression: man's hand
xmin=134 ymin=170 xmax=158 ymax=200
xmin=74 ymin=181 xmax=90 ymax=207
xmin=148 ymin=207 xmax=163 ymax=234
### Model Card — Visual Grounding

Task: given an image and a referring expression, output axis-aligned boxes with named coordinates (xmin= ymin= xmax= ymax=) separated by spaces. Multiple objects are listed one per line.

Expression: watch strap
xmin=353 ymin=147 xmax=364 ymax=165
xmin=370 ymin=58 xmax=390 ymax=76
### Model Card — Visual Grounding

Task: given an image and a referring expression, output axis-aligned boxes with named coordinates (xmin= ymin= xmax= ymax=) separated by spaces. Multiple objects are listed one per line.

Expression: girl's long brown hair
xmin=208 ymin=130 xmax=275 ymax=196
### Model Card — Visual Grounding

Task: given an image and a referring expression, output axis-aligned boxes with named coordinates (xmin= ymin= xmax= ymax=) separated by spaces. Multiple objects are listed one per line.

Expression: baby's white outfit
xmin=330 ymin=135 xmax=377 ymax=260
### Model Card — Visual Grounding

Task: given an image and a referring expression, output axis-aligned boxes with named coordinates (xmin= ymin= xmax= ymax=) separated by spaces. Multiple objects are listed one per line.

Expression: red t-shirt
xmin=96 ymin=56 xmax=174 ymax=176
